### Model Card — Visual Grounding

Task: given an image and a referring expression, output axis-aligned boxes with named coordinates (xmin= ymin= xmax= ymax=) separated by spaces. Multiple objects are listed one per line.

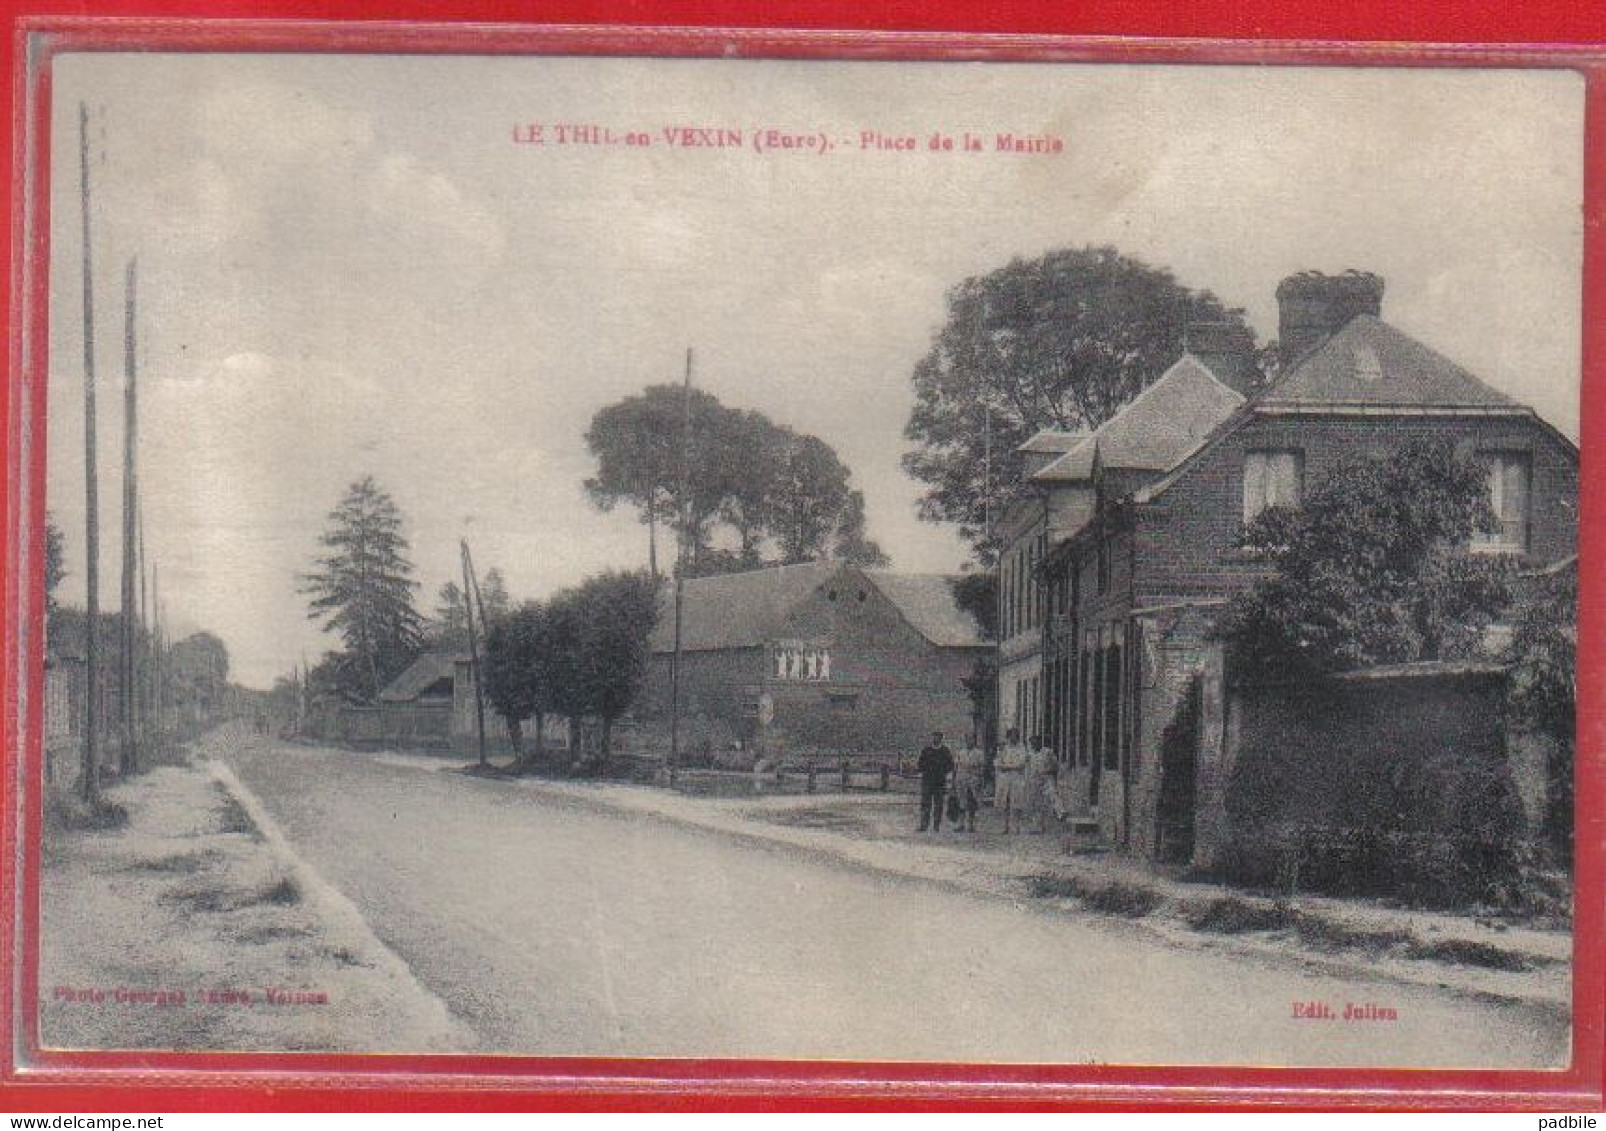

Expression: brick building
xmin=995 ymin=271 xmax=1579 ymax=861
xmin=637 ymin=560 xmax=991 ymax=763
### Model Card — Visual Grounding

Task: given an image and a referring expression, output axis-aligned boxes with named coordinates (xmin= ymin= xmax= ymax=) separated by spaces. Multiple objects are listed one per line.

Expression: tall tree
xmin=1221 ymin=441 xmax=1510 ymax=678
xmin=1507 ymin=564 xmax=1577 ymax=864
xmin=584 ymin=385 xmax=736 ymax=575
xmin=478 ymin=567 xmax=512 ymax=626
xmin=428 ymin=580 xmax=469 ymax=650
xmin=831 ymin=489 xmax=890 ymax=567
xmin=300 ymin=476 xmax=425 ymax=702
xmin=483 ymin=600 xmax=556 ymax=764
xmin=572 ymin=570 xmax=661 ymax=755
xmin=44 ymin=514 xmax=66 ymax=614
xmin=903 ymin=245 xmax=1250 ymax=561
xmin=768 ymin=433 xmax=852 ymax=564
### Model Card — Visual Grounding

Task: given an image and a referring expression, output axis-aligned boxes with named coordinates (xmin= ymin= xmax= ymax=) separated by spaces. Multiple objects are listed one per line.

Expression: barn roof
xmin=863 ymin=571 xmax=989 ymax=648
xmin=1260 ymin=315 xmax=1514 ymax=409
xmin=378 ymin=651 xmax=468 ymax=702
xmin=648 ymin=561 xmax=988 ymax=653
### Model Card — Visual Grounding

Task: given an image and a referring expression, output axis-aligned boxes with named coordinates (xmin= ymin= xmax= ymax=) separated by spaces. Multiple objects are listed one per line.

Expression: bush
xmin=1221 ymin=824 xmax=1540 ymax=910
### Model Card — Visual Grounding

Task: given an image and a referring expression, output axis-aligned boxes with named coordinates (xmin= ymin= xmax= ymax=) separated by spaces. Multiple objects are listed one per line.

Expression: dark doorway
xmin=1156 ymin=674 xmax=1201 ymax=864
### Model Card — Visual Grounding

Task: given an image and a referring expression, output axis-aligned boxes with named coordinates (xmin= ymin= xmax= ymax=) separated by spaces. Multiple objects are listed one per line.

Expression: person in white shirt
xmin=993 ymin=727 xmax=1030 ymax=835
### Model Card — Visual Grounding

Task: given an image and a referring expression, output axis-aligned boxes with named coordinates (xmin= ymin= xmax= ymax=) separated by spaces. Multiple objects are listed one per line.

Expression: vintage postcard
xmin=14 ymin=32 xmax=1590 ymax=1085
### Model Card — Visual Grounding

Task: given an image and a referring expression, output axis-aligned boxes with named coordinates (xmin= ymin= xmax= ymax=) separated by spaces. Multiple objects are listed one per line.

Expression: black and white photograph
xmin=25 ymin=46 xmax=1582 ymax=1070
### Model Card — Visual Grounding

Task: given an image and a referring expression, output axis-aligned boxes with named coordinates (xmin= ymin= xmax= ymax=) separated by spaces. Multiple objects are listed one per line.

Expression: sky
xmin=41 ymin=53 xmax=1584 ymax=688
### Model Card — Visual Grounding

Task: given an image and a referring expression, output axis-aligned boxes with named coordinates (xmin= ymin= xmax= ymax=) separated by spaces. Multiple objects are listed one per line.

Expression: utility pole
xmin=118 ymin=257 xmax=139 ymax=775
xmin=668 ymin=347 xmax=692 ymax=776
xmin=460 ymin=539 xmax=489 ymax=768
xmin=77 ymin=103 xmax=102 ymax=807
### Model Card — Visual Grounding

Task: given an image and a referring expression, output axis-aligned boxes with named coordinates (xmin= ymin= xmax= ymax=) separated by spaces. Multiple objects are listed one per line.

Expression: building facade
xmin=995 ymin=272 xmax=1579 ymax=860
xmin=638 ymin=560 xmax=991 ymax=763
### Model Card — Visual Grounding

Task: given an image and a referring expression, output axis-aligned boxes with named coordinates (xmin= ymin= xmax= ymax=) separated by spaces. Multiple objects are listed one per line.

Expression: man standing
xmin=994 ymin=726 xmax=1030 ymax=835
xmin=916 ymin=731 xmax=955 ymax=833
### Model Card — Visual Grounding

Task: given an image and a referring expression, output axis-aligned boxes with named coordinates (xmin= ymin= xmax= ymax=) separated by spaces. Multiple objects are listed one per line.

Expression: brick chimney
xmin=1184 ymin=321 xmax=1258 ymax=396
xmin=1275 ymin=271 xmax=1385 ymax=368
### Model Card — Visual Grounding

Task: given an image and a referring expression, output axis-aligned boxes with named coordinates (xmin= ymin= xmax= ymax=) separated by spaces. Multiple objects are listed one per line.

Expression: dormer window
xmin=1472 ymin=452 xmax=1530 ymax=554
xmin=1243 ymin=450 xmax=1304 ymax=524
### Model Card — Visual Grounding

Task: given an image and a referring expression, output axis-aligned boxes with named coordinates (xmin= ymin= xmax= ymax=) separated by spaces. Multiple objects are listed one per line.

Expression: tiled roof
xmin=1260 ymin=315 xmax=1514 ymax=408
xmin=863 ymin=571 xmax=989 ymax=648
xmin=1015 ymin=429 xmax=1088 ymax=455
xmin=1031 ymin=355 xmax=1245 ymax=483
xmin=649 ymin=560 xmax=840 ymax=653
xmin=649 ymin=561 xmax=989 ymax=653
xmin=379 ymin=650 xmax=468 ymax=702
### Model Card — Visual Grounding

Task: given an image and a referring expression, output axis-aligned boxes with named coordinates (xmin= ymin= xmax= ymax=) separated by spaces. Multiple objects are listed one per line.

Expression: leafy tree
xmin=300 ymin=476 xmax=425 ymax=702
xmin=1507 ymin=564 xmax=1576 ymax=863
xmin=903 ymin=246 xmax=1250 ymax=560
xmin=949 ymin=570 xmax=999 ymax=641
xmin=831 ymin=489 xmax=890 ymax=567
xmin=587 ymin=385 xmax=883 ymax=576
xmin=479 ymin=567 xmax=512 ymax=626
xmin=44 ymin=513 xmax=66 ymax=613
xmin=768 ymin=433 xmax=852 ymax=564
xmin=573 ymin=570 xmax=661 ymax=756
xmin=584 ymin=385 xmax=745 ymax=575
xmin=483 ymin=600 xmax=557 ymax=764
xmin=1221 ymin=441 xmax=1510 ymax=678
xmin=428 ymin=580 xmax=470 ymax=651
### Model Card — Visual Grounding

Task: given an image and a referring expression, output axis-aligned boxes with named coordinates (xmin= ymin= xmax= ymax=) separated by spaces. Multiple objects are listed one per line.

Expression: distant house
xmin=637 ymin=561 xmax=991 ymax=761
xmin=995 ymin=271 xmax=1579 ymax=864
xmin=375 ymin=651 xmax=521 ymax=752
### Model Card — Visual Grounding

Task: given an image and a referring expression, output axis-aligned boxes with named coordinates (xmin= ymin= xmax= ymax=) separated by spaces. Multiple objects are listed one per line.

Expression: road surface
xmin=224 ymin=739 xmax=1568 ymax=1067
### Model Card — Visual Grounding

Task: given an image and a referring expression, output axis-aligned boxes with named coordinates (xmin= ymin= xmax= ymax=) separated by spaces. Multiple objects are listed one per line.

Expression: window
xmin=774 ymin=646 xmax=830 ymax=681
xmin=1472 ymin=453 xmax=1531 ymax=554
xmin=1096 ymin=535 xmax=1110 ymax=595
xmin=1243 ymin=450 xmax=1304 ymax=524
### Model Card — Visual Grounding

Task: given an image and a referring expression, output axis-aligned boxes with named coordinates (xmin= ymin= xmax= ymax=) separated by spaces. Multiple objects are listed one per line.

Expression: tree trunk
xmin=506 ymin=716 xmax=523 ymax=763
xmin=533 ymin=712 xmax=546 ymax=762
xmin=601 ymin=715 xmax=613 ymax=754
xmin=647 ymin=490 xmax=658 ymax=579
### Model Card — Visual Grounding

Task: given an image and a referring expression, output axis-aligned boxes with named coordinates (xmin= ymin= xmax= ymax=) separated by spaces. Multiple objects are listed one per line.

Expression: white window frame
xmin=1471 ymin=452 xmax=1531 ymax=555
xmin=1243 ymin=449 xmax=1304 ymax=525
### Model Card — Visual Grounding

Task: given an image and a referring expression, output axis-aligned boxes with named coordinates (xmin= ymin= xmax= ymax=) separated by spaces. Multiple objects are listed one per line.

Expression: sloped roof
xmin=379 ymin=650 xmax=468 ymax=702
xmin=1031 ymin=355 xmax=1246 ymax=483
xmin=863 ymin=571 xmax=989 ymax=648
xmin=1015 ymin=429 xmax=1088 ymax=456
xmin=648 ymin=561 xmax=989 ymax=653
xmin=1261 ymin=315 xmax=1514 ymax=408
xmin=649 ymin=560 xmax=839 ymax=653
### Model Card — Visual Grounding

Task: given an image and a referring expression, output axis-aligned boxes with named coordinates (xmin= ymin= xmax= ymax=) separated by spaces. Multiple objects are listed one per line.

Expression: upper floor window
xmin=1243 ymin=449 xmax=1304 ymax=524
xmin=774 ymin=646 xmax=830 ymax=681
xmin=1472 ymin=452 xmax=1530 ymax=554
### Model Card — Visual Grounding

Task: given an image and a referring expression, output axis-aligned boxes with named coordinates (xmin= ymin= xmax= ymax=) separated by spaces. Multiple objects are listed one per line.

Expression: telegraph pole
xmin=460 ymin=540 xmax=489 ymax=768
xmin=77 ymin=103 xmax=102 ymax=807
xmin=118 ymin=257 xmax=139 ymax=775
xmin=667 ymin=347 xmax=693 ymax=776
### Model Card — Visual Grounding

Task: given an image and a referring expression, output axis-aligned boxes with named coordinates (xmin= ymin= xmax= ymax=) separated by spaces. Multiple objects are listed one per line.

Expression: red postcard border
xmin=3 ymin=16 xmax=1603 ymax=1112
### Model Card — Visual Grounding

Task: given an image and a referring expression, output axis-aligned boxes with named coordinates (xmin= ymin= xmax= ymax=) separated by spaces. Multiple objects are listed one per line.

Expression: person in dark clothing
xmin=916 ymin=731 xmax=956 ymax=832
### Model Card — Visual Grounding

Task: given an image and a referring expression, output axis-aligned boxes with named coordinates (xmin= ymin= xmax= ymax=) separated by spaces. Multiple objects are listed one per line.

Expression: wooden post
xmin=460 ymin=539 xmax=489 ymax=768
xmin=668 ymin=347 xmax=693 ymax=776
xmin=118 ymin=257 xmax=139 ymax=775
xmin=77 ymin=103 xmax=101 ymax=807
xmin=841 ymin=758 xmax=850 ymax=790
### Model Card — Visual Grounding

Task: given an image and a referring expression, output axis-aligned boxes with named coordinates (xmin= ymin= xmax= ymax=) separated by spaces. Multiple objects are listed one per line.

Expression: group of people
xmin=915 ymin=727 xmax=1065 ymax=835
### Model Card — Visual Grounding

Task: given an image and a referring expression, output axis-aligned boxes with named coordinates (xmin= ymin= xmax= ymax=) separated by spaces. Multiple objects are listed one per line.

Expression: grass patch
xmin=1405 ymin=937 xmax=1532 ymax=972
xmin=128 ymin=851 xmax=216 ymax=875
xmin=234 ymin=924 xmax=311 ymax=944
xmin=1027 ymin=874 xmax=1163 ymax=918
xmin=1293 ymin=915 xmax=1412 ymax=954
xmin=211 ymin=785 xmax=262 ymax=839
xmin=1187 ymin=897 xmax=1296 ymax=934
xmin=324 ymin=946 xmax=369 ymax=968
xmin=257 ymin=877 xmax=301 ymax=906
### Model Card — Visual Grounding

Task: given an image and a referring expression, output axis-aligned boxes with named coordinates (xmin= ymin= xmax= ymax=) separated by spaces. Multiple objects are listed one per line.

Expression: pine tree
xmin=301 ymin=476 xmax=425 ymax=702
